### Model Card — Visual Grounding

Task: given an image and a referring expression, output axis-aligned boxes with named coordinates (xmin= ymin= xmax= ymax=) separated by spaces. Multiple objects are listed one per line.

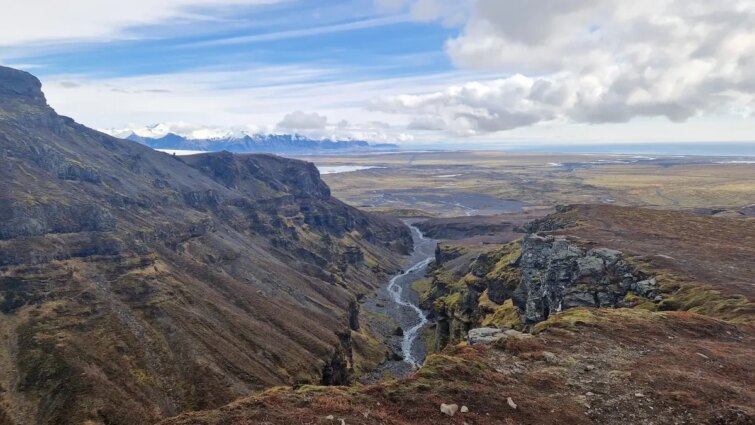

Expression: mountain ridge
xmin=125 ymin=132 xmax=399 ymax=154
xmin=0 ymin=65 xmax=411 ymax=424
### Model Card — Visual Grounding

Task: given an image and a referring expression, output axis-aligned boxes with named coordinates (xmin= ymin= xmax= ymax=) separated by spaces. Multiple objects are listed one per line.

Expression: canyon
xmin=1 ymin=65 xmax=753 ymax=425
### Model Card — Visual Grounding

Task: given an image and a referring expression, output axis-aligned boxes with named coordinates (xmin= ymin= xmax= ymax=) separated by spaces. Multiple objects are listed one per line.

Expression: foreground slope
xmin=164 ymin=205 xmax=754 ymax=424
xmin=161 ymin=310 xmax=754 ymax=425
xmin=0 ymin=66 xmax=411 ymax=424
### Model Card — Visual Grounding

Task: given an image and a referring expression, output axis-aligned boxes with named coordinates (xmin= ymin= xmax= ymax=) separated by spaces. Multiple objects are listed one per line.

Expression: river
xmin=386 ymin=225 xmax=435 ymax=367
xmin=361 ymin=221 xmax=437 ymax=381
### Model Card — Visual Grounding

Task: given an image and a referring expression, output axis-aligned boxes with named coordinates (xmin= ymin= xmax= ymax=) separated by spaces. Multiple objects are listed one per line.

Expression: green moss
xmin=411 ymin=278 xmax=433 ymax=303
xmin=462 ymin=273 xmax=482 ymax=286
xmin=533 ymin=307 xmax=669 ymax=334
xmin=655 ymin=277 xmax=755 ymax=324
xmin=351 ymin=327 xmax=388 ymax=376
xmin=421 ymin=324 xmax=437 ymax=354
xmin=434 ymin=292 xmax=462 ymax=310
xmin=481 ymin=299 xmax=523 ymax=330
xmin=415 ymin=352 xmax=486 ymax=381
xmin=623 ymin=292 xmax=658 ymax=311
xmin=485 ymin=240 xmax=522 ymax=279
xmin=129 ymin=368 xmax=157 ymax=386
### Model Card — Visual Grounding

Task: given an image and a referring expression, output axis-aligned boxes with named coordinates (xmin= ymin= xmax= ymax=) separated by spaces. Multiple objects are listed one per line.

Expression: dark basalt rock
xmin=321 ymin=331 xmax=354 ymax=386
xmin=0 ymin=201 xmax=116 ymax=240
xmin=516 ymin=234 xmax=657 ymax=324
xmin=521 ymin=205 xmax=575 ymax=234
xmin=348 ymin=300 xmax=360 ymax=331
xmin=58 ymin=162 xmax=102 ymax=183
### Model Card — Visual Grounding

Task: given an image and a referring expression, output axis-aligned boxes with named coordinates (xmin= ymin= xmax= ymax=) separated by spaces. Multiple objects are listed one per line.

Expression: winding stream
xmin=386 ymin=224 xmax=436 ymax=368
xmin=360 ymin=222 xmax=437 ymax=381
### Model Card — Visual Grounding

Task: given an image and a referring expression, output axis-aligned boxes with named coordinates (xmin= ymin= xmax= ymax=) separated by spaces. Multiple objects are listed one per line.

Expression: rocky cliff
xmin=0 ymin=66 xmax=412 ymax=425
xmin=515 ymin=234 xmax=660 ymax=324
xmin=423 ymin=237 xmax=657 ymax=350
xmin=155 ymin=205 xmax=755 ymax=425
xmin=417 ymin=205 xmax=754 ymax=351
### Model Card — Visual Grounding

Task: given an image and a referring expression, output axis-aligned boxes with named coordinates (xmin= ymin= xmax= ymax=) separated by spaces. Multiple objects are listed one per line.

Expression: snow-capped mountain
xmin=102 ymin=123 xmax=399 ymax=154
xmin=123 ymin=132 xmax=398 ymax=154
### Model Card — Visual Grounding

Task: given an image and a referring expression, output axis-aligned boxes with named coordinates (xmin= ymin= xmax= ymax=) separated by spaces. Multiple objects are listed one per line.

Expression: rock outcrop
xmin=515 ymin=234 xmax=659 ymax=324
xmin=422 ymin=226 xmax=661 ymax=350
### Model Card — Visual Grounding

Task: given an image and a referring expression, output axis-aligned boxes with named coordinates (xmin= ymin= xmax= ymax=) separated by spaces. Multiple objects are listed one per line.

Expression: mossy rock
xmin=481 ymin=299 xmax=523 ymax=330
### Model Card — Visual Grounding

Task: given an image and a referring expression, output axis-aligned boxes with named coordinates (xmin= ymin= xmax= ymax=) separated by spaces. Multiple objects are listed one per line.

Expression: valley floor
xmin=300 ymin=151 xmax=755 ymax=218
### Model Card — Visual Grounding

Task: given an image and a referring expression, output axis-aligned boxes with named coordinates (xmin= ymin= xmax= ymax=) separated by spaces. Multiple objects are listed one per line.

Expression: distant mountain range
xmin=126 ymin=132 xmax=399 ymax=154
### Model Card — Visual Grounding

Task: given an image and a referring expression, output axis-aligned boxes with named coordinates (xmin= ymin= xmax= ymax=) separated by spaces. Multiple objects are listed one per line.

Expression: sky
xmin=1 ymin=0 xmax=754 ymax=146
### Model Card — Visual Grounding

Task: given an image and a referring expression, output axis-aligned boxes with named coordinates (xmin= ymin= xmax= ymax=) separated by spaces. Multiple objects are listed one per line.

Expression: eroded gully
xmin=361 ymin=221 xmax=437 ymax=381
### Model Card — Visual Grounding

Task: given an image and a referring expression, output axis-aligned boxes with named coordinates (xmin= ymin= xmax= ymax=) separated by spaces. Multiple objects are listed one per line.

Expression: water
xmin=497 ymin=142 xmax=755 ymax=157
xmin=316 ymin=165 xmax=384 ymax=175
xmin=359 ymin=222 xmax=437 ymax=382
xmin=386 ymin=226 xmax=435 ymax=367
xmin=386 ymin=224 xmax=436 ymax=368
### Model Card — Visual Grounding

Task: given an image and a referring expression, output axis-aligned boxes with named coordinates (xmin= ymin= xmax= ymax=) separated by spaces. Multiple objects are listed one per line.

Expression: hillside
xmin=0 ymin=66 xmax=412 ymax=424
xmin=162 ymin=205 xmax=754 ymax=424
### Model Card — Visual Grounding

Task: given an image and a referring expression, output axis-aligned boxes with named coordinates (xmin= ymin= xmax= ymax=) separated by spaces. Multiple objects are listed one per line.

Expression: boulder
xmin=468 ymin=327 xmax=506 ymax=345
xmin=507 ymin=397 xmax=518 ymax=410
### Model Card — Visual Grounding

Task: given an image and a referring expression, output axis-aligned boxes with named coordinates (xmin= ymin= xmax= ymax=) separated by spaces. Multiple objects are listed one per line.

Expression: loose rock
xmin=543 ymin=351 xmax=558 ymax=364
xmin=461 ymin=405 xmax=469 ymax=413
xmin=468 ymin=327 xmax=532 ymax=345
xmin=507 ymin=397 xmax=518 ymax=410
xmin=441 ymin=403 xmax=459 ymax=416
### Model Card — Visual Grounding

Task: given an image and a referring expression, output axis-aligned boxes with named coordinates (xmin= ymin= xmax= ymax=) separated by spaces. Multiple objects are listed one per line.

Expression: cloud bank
xmin=372 ymin=0 xmax=755 ymax=135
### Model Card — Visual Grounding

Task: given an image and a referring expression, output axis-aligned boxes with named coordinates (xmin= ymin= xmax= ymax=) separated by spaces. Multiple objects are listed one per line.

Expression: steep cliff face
xmin=424 ymin=237 xmax=656 ymax=349
xmin=515 ymin=235 xmax=659 ymax=324
xmin=0 ymin=66 xmax=412 ymax=425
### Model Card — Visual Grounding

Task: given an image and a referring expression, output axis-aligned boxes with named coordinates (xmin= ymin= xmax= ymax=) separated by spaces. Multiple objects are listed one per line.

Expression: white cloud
xmin=372 ymin=0 xmax=755 ymax=135
xmin=102 ymin=122 xmax=266 ymax=140
xmin=276 ymin=111 xmax=413 ymax=142
xmin=188 ymin=15 xmax=411 ymax=47
xmin=375 ymin=0 xmax=472 ymax=25
xmin=40 ymin=63 xmax=481 ymax=143
xmin=102 ymin=118 xmax=414 ymax=144
xmin=0 ymin=0 xmax=281 ymax=46
xmin=277 ymin=111 xmax=329 ymax=131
